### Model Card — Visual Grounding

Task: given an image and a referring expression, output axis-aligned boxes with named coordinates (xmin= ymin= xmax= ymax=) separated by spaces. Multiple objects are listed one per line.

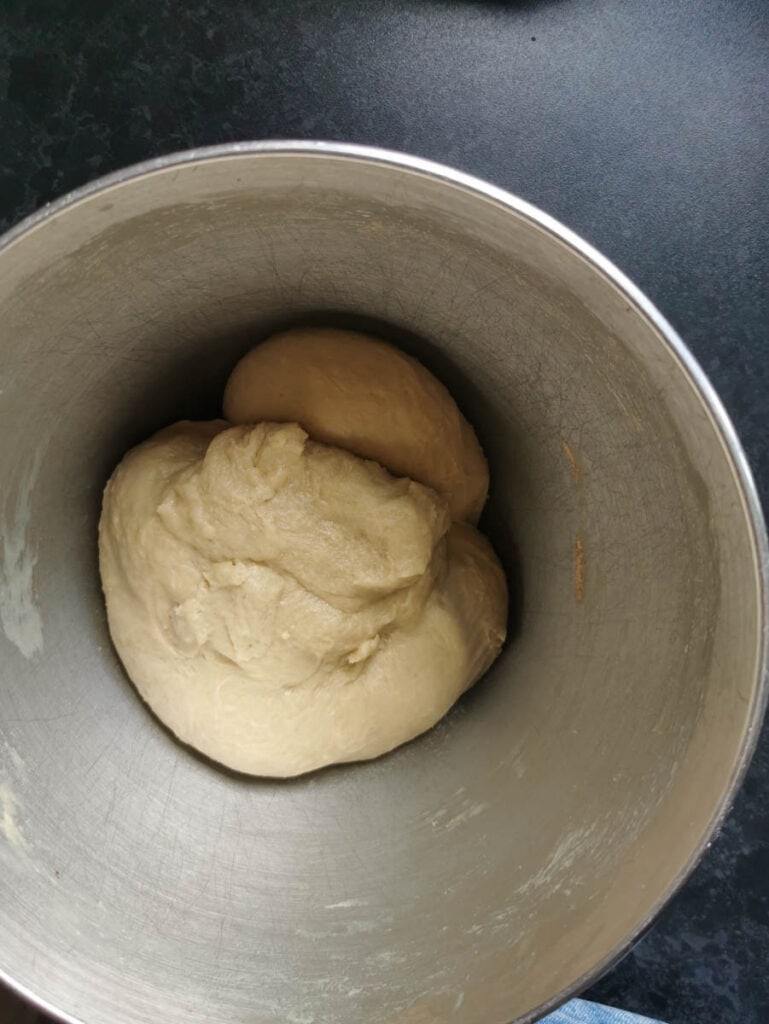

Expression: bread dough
xmin=99 ymin=421 xmax=507 ymax=776
xmin=223 ymin=328 xmax=489 ymax=524
xmin=101 ymin=329 xmax=507 ymax=776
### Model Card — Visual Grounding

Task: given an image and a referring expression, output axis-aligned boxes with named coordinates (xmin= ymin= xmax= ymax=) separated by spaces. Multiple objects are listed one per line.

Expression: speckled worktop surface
xmin=1 ymin=1 xmax=767 ymax=1022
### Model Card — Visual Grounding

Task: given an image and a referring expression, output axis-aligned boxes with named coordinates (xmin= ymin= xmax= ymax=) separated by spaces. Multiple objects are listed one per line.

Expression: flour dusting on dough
xmin=0 ymin=446 xmax=45 ymax=658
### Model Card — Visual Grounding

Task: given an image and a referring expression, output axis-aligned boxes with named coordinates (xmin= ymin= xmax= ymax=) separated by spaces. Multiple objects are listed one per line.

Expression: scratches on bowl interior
xmin=561 ymin=437 xmax=586 ymax=604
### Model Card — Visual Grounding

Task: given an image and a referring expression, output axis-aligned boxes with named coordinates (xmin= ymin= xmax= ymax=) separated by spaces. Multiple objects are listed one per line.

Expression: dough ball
xmin=99 ymin=421 xmax=507 ymax=777
xmin=222 ymin=328 xmax=489 ymax=524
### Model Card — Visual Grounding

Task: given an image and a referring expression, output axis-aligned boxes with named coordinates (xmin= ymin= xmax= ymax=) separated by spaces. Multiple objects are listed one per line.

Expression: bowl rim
xmin=1 ymin=140 xmax=767 ymax=1024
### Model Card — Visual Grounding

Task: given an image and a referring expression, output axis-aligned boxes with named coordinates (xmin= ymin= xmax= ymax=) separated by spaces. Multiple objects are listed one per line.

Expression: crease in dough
xmin=223 ymin=327 xmax=489 ymax=524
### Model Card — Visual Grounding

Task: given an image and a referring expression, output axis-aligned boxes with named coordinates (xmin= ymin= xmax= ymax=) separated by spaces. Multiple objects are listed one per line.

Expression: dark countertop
xmin=1 ymin=2 xmax=767 ymax=1022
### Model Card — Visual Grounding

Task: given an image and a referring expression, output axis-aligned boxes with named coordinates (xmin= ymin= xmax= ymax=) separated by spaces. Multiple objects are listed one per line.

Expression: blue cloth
xmin=543 ymin=999 xmax=664 ymax=1024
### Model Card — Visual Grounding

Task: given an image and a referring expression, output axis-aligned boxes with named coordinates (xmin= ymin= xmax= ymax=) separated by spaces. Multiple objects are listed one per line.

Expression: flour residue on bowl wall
xmin=516 ymin=822 xmax=605 ymax=898
xmin=0 ymin=444 xmax=45 ymax=659
xmin=0 ymin=783 xmax=26 ymax=849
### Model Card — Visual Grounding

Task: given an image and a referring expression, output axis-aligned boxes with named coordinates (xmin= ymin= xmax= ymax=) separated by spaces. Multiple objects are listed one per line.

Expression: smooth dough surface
xmin=223 ymin=328 xmax=489 ymax=524
xmin=99 ymin=421 xmax=507 ymax=776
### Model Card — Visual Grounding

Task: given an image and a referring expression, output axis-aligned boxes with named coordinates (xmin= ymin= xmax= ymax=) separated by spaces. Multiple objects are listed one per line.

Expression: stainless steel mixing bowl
xmin=0 ymin=142 xmax=766 ymax=1024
